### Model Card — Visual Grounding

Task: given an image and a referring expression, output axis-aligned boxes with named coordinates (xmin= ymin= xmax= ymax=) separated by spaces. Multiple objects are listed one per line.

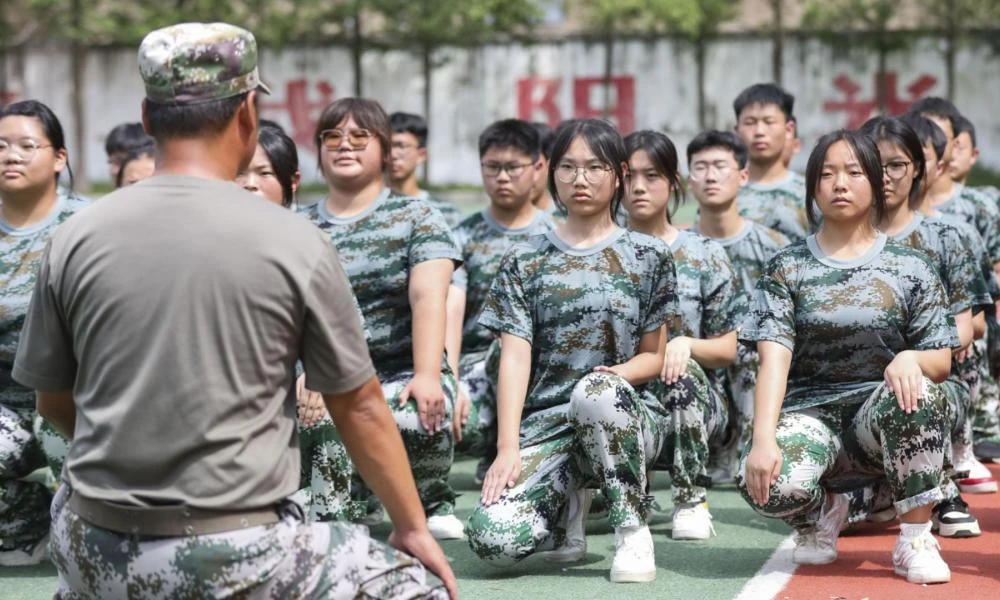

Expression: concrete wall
xmin=1 ymin=35 xmax=997 ymax=186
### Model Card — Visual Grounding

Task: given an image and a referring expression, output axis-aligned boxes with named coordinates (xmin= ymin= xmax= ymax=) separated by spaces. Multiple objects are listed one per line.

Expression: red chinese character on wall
xmin=0 ymin=90 xmax=19 ymax=108
xmin=823 ymin=73 xmax=938 ymax=129
xmin=517 ymin=76 xmax=636 ymax=133
xmin=261 ymin=79 xmax=336 ymax=149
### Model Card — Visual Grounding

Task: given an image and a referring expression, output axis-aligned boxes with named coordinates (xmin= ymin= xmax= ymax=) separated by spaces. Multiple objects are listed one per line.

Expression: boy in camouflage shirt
xmin=732 ymin=83 xmax=811 ymax=241
xmin=686 ymin=130 xmax=789 ymax=482
xmin=387 ymin=112 xmax=463 ymax=227
xmin=447 ymin=119 xmax=552 ymax=475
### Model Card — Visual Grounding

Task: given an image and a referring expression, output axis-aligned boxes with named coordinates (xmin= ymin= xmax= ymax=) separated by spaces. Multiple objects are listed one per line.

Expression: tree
xmin=919 ymin=0 xmax=1000 ymax=101
xmin=802 ymin=0 xmax=905 ymax=114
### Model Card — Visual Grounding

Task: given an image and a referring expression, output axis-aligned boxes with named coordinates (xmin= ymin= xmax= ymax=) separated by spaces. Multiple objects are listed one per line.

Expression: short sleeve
xmin=941 ymin=226 xmax=990 ymax=315
xmin=642 ymin=245 xmax=678 ymax=333
xmin=702 ymin=243 xmax=746 ymax=337
xmin=12 ymin=242 xmax=77 ymax=391
xmin=905 ymin=256 xmax=960 ymax=351
xmin=739 ymin=253 xmax=796 ymax=351
xmin=450 ymin=225 xmax=470 ymax=290
xmin=300 ymin=239 xmax=377 ymax=394
xmin=478 ymin=248 xmax=533 ymax=343
xmin=409 ymin=203 xmax=462 ymax=267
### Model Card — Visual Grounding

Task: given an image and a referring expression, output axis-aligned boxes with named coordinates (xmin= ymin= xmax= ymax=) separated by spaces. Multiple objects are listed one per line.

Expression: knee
xmin=737 ymin=449 xmax=824 ymax=520
xmin=569 ymin=372 xmax=634 ymax=423
xmin=466 ymin=506 xmax=528 ymax=567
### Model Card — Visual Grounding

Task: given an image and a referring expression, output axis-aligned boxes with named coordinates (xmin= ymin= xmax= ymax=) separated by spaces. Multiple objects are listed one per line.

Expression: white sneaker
xmin=956 ymin=456 xmax=998 ymax=494
xmin=893 ymin=529 xmax=951 ymax=584
xmin=427 ymin=514 xmax=465 ymax=540
xmin=0 ymin=533 xmax=49 ymax=567
xmin=610 ymin=525 xmax=656 ymax=583
xmin=671 ymin=501 xmax=716 ymax=540
xmin=542 ymin=488 xmax=592 ymax=563
xmin=792 ymin=493 xmax=849 ymax=565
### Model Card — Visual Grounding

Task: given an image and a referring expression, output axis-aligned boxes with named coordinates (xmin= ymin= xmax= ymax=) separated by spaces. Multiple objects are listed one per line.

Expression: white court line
xmin=733 ymin=533 xmax=798 ymax=600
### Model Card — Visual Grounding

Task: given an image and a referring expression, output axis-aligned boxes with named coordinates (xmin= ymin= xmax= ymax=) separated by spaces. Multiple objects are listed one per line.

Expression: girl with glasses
xmin=0 ymin=99 xmax=89 ymax=566
xmin=300 ymin=98 xmax=465 ymax=540
xmin=467 ymin=119 xmax=678 ymax=583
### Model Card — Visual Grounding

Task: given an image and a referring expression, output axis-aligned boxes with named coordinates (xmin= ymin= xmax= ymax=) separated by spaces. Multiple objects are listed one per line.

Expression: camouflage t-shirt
xmin=936 ymin=184 xmax=1000 ymax=264
xmin=930 ymin=211 xmax=1000 ymax=301
xmin=479 ymin=228 xmax=678 ymax=413
xmin=306 ymin=188 xmax=461 ymax=379
xmin=1 ymin=191 xmax=90 ymax=407
xmin=890 ymin=213 xmax=992 ymax=315
xmin=712 ymin=220 xmax=790 ymax=301
xmin=740 ymin=234 xmax=959 ymax=412
xmin=669 ymin=230 xmax=745 ymax=340
xmin=418 ymin=190 xmax=464 ymax=229
xmin=975 ymin=185 xmax=999 ymax=204
xmin=452 ymin=208 xmax=553 ymax=364
xmin=737 ymin=172 xmax=810 ymax=242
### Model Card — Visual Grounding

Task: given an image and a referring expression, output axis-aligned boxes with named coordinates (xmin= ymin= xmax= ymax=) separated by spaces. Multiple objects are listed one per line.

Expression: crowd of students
xmin=1 ymin=23 xmax=999 ymax=595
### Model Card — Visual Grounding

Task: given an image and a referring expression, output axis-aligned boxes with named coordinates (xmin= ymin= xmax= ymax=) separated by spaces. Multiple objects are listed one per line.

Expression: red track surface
xmin=778 ymin=464 xmax=1000 ymax=599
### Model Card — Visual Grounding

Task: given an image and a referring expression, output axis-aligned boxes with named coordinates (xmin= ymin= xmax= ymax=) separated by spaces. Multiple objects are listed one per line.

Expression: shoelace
xmin=908 ymin=533 xmax=941 ymax=552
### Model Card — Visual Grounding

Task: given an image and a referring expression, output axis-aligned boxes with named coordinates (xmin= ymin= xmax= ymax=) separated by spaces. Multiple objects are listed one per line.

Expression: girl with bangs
xmin=740 ymin=129 xmax=958 ymax=585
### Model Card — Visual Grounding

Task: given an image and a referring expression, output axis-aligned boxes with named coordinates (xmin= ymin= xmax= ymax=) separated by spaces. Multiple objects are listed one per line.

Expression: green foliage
xmin=576 ymin=0 xmax=738 ymax=39
xmin=370 ymin=0 xmax=540 ymax=47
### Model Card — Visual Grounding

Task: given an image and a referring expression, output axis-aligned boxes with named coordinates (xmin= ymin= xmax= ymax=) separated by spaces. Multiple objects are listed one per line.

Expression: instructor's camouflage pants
xmin=647 ymin=359 xmax=729 ymax=505
xmin=737 ymin=381 xmax=949 ymax=530
xmin=49 ymin=484 xmax=446 ymax=599
xmin=0 ymin=403 xmax=51 ymax=554
xmin=466 ymin=372 xmax=665 ymax=565
xmin=299 ymin=370 xmax=457 ymax=522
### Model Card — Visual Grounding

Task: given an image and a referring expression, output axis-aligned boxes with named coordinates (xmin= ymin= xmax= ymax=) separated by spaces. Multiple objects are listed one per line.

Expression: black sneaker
xmin=932 ymin=497 xmax=981 ymax=538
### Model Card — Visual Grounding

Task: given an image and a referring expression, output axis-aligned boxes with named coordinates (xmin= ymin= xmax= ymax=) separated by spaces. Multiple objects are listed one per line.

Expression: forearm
xmin=610 ymin=351 xmax=664 ymax=386
xmin=954 ymin=310 xmax=973 ymax=349
xmin=444 ymin=286 xmax=466 ymax=378
xmin=327 ymin=377 xmax=426 ymax=532
xmin=906 ymin=348 xmax=952 ymax=383
xmin=410 ymin=270 xmax=451 ymax=380
xmin=690 ymin=331 xmax=738 ymax=369
xmin=972 ymin=311 xmax=986 ymax=340
xmin=496 ymin=334 xmax=531 ymax=452
xmin=36 ymin=390 xmax=75 ymax=440
xmin=752 ymin=342 xmax=791 ymax=445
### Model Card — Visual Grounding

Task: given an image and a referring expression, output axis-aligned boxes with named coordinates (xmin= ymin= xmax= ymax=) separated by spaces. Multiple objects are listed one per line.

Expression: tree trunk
xmin=603 ymin=28 xmax=613 ymax=119
xmin=696 ymin=35 xmax=707 ymax=129
xmin=876 ymin=34 xmax=888 ymax=115
xmin=944 ymin=23 xmax=956 ymax=102
xmin=352 ymin=1 xmax=363 ymax=97
xmin=70 ymin=0 xmax=87 ymax=190
xmin=771 ymin=0 xmax=783 ymax=84
xmin=421 ymin=41 xmax=432 ymax=185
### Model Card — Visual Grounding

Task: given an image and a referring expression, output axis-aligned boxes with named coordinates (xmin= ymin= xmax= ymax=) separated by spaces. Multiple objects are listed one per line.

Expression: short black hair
xmin=0 ymin=99 xmax=73 ymax=188
xmin=478 ymin=119 xmax=541 ymax=161
xmin=548 ymin=119 xmax=627 ymax=223
xmin=105 ymin=122 xmax=151 ymax=156
xmin=257 ymin=119 xmax=299 ymax=208
xmin=144 ymin=93 xmax=250 ymax=141
xmin=733 ymin=83 xmax=795 ymax=121
xmin=389 ymin=112 xmax=428 ymax=147
xmin=115 ymin=142 xmax=156 ymax=188
xmin=908 ymin=96 xmax=961 ymax=139
xmin=901 ymin=113 xmax=947 ymax=162
xmin=532 ymin=121 xmax=555 ymax=159
xmin=954 ymin=114 xmax=977 ymax=148
xmin=686 ymin=130 xmax=748 ymax=169
xmin=859 ymin=115 xmax=925 ymax=210
xmin=626 ymin=130 xmax=685 ymax=223
xmin=805 ymin=129 xmax=886 ymax=229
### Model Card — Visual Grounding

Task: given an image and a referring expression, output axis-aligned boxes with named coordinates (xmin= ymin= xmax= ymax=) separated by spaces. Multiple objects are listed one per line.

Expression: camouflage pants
xmin=454 ymin=351 xmax=495 ymax=454
xmin=647 ymin=359 xmax=729 ymax=505
xmin=34 ymin=415 xmax=69 ymax=487
xmin=466 ymin=372 xmax=665 ymax=565
xmin=49 ymin=484 xmax=446 ymax=599
xmin=0 ymin=403 xmax=51 ymax=552
xmin=299 ymin=370 xmax=457 ymax=522
xmin=726 ymin=343 xmax=758 ymax=452
xmin=737 ymin=381 xmax=948 ymax=531
xmin=970 ymin=337 xmax=1000 ymax=442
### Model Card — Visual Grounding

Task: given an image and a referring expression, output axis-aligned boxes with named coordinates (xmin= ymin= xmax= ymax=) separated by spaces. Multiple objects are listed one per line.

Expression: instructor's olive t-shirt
xmin=13 ymin=175 xmax=373 ymax=509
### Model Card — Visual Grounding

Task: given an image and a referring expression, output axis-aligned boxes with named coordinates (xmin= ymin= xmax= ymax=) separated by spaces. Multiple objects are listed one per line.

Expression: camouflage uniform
xmin=304 ymin=188 xmax=462 ymax=519
xmin=466 ymin=229 xmax=678 ymax=564
xmin=649 ymin=230 xmax=744 ymax=504
xmin=418 ymin=190 xmax=464 ymax=229
xmin=975 ymin=185 xmax=1000 ymax=204
xmin=737 ymin=235 xmax=959 ymax=528
xmin=737 ymin=172 xmax=811 ymax=242
xmin=0 ymin=190 xmax=88 ymax=555
xmin=451 ymin=208 xmax=553 ymax=449
xmin=713 ymin=221 xmax=789 ymax=453
xmin=49 ymin=483 xmax=445 ymax=599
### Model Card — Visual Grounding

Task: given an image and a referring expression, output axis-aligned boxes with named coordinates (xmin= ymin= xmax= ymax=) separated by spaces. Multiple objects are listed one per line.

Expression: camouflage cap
xmin=138 ymin=22 xmax=271 ymax=104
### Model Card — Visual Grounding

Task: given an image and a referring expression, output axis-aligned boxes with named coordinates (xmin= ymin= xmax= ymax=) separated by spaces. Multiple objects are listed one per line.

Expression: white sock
xmin=899 ymin=521 xmax=932 ymax=539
